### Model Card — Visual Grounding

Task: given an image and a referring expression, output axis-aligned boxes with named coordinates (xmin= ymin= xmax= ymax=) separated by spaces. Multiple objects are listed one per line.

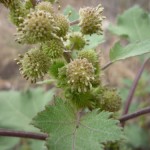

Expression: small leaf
xmin=32 ymin=98 xmax=123 ymax=150
xmin=64 ymin=5 xmax=80 ymax=31
xmin=84 ymin=34 xmax=105 ymax=49
xmin=109 ymin=6 xmax=150 ymax=42
xmin=110 ymin=39 xmax=150 ymax=62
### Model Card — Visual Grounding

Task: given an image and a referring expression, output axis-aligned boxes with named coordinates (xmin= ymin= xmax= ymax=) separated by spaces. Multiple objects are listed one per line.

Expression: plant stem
xmin=70 ymin=20 xmax=79 ymax=26
xmin=120 ymin=107 xmax=150 ymax=123
xmin=122 ymin=58 xmax=150 ymax=116
xmin=101 ymin=61 xmax=113 ymax=70
xmin=1 ymin=107 xmax=150 ymax=140
xmin=63 ymin=51 xmax=72 ymax=63
xmin=30 ymin=0 xmax=37 ymax=7
xmin=0 ymin=129 xmax=47 ymax=140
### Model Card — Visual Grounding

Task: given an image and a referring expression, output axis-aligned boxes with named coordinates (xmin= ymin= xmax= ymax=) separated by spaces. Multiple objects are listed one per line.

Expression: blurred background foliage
xmin=0 ymin=0 xmax=150 ymax=150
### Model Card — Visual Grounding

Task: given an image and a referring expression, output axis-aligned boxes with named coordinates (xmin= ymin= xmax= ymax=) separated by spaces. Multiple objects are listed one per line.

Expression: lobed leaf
xmin=109 ymin=6 xmax=150 ymax=42
xmin=0 ymin=88 xmax=54 ymax=150
xmin=110 ymin=39 xmax=150 ymax=62
xmin=32 ymin=98 xmax=123 ymax=150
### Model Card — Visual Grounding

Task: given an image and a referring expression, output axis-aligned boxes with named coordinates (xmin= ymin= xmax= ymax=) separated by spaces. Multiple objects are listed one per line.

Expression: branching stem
xmin=63 ymin=51 xmax=72 ymax=63
xmin=0 ymin=129 xmax=47 ymax=140
xmin=101 ymin=61 xmax=113 ymax=70
xmin=122 ymin=58 xmax=150 ymax=116
xmin=119 ymin=107 xmax=150 ymax=122
xmin=70 ymin=20 xmax=79 ymax=26
xmin=1 ymin=107 xmax=150 ymax=140
xmin=30 ymin=0 xmax=37 ymax=7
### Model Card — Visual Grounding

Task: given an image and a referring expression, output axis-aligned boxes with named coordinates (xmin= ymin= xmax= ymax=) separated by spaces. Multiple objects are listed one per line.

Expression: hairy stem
xmin=120 ymin=107 xmax=150 ymax=122
xmin=70 ymin=20 xmax=79 ymax=26
xmin=30 ymin=0 xmax=37 ymax=7
xmin=122 ymin=58 xmax=150 ymax=116
xmin=1 ymin=107 xmax=150 ymax=140
xmin=0 ymin=129 xmax=47 ymax=140
xmin=63 ymin=51 xmax=72 ymax=63
xmin=101 ymin=61 xmax=113 ymax=70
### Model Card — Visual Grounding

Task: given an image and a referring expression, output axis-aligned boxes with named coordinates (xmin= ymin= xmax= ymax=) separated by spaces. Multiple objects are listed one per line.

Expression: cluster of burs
xmin=1 ymin=0 xmax=121 ymax=112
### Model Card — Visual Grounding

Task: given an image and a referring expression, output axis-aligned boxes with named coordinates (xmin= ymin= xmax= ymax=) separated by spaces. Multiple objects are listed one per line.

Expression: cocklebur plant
xmin=1 ymin=1 xmax=150 ymax=150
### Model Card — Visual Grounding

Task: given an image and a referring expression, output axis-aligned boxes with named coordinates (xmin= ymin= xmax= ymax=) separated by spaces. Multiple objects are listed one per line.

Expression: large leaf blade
xmin=109 ymin=6 xmax=150 ymax=42
xmin=32 ymin=98 xmax=123 ymax=150
xmin=0 ymin=88 xmax=54 ymax=150
xmin=110 ymin=39 xmax=150 ymax=62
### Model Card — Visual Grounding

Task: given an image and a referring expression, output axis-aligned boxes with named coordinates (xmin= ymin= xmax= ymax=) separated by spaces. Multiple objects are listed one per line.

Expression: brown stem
xmin=122 ymin=58 xmax=150 ymax=115
xmin=101 ymin=61 xmax=113 ymax=70
xmin=0 ymin=129 xmax=48 ymax=140
xmin=30 ymin=0 xmax=37 ymax=7
xmin=63 ymin=51 xmax=72 ymax=63
xmin=70 ymin=20 xmax=79 ymax=26
xmin=1 ymin=107 xmax=150 ymax=140
xmin=120 ymin=107 xmax=150 ymax=123
xmin=121 ymin=58 xmax=150 ymax=127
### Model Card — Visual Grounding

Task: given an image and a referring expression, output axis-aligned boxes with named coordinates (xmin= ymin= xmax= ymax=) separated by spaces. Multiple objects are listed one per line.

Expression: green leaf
xmin=64 ymin=5 xmax=80 ymax=31
xmin=0 ymin=137 xmax=19 ymax=150
xmin=110 ymin=39 xmax=150 ymax=62
xmin=0 ymin=88 xmax=54 ymax=150
xmin=124 ymin=124 xmax=150 ymax=149
xmin=84 ymin=34 xmax=105 ymax=49
xmin=0 ymin=88 xmax=54 ymax=131
xmin=32 ymin=98 xmax=123 ymax=150
xmin=109 ymin=6 xmax=150 ymax=42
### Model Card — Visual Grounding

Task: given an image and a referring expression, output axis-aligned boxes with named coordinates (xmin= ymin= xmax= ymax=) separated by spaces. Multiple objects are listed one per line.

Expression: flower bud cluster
xmin=66 ymin=58 xmax=95 ymax=93
xmin=99 ymin=88 xmax=122 ymax=112
xmin=41 ymin=39 xmax=64 ymax=59
xmin=16 ymin=48 xmax=51 ymax=83
xmin=16 ymin=10 xmax=59 ymax=44
xmin=4 ymin=1 xmax=122 ymax=111
xmin=79 ymin=4 xmax=105 ymax=35
xmin=66 ymin=32 xmax=87 ymax=50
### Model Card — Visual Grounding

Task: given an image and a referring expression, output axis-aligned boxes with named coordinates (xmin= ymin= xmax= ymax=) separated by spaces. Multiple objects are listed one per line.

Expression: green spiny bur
xmin=36 ymin=1 xmax=54 ymax=14
xmin=16 ymin=10 xmax=59 ymax=44
xmin=53 ymin=13 xmax=70 ymax=37
xmin=79 ymin=4 xmax=105 ymax=35
xmin=42 ymin=39 xmax=64 ymax=59
xmin=67 ymin=32 xmax=87 ymax=50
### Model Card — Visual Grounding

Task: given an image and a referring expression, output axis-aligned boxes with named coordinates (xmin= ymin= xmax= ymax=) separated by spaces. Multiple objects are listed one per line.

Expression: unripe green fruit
xmin=36 ymin=1 xmax=54 ymax=14
xmin=16 ymin=10 xmax=59 ymax=44
xmin=67 ymin=32 xmax=86 ymax=50
xmin=78 ymin=49 xmax=98 ymax=65
xmin=53 ymin=13 xmax=69 ymax=37
xmin=9 ymin=0 xmax=28 ymax=26
xmin=78 ymin=49 xmax=101 ymax=76
xmin=41 ymin=39 xmax=64 ymax=59
xmin=79 ymin=4 xmax=105 ymax=35
xmin=16 ymin=48 xmax=51 ymax=83
xmin=49 ymin=59 xmax=65 ymax=78
xmin=99 ymin=88 xmax=122 ymax=112
xmin=66 ymin=58 xmax=95 ymax=93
